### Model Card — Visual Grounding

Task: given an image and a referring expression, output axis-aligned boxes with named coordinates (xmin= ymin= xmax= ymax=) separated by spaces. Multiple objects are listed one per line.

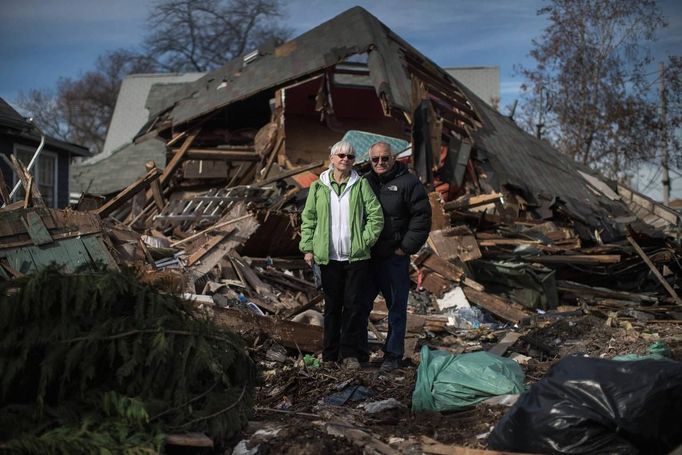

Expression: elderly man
xmin=363 ymin=141 xmax=431 ymax=371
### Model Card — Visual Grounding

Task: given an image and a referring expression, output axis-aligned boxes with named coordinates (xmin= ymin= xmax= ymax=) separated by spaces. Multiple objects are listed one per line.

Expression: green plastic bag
xmin=613 ymin=341 xmax=673 ymax=361
xmin=412 ymin=346 xmax=525 ymax=412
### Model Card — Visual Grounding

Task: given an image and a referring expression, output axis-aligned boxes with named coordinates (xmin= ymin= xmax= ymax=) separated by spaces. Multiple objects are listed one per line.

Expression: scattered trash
xmin=359 ymin=398 xmax=405 ymax=414
xmin=324 ymin=385 xmax=375 ymax=406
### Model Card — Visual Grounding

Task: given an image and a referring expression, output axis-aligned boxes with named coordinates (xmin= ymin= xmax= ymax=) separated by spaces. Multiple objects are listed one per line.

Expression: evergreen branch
xmin=170 ymin=384 xmax=247 ymax=429
xmin=149 ymin=382 xmax=217 ymax=422
xmin=61 ymin=329 xmax=240 ymax=348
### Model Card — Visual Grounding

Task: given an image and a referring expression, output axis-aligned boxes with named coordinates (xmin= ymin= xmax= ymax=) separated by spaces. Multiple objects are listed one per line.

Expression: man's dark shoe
xmin=380 ymin=358 xmax=400 ymax=372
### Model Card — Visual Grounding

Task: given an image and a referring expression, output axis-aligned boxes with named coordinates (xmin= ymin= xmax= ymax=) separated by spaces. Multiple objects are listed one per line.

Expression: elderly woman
xmin=299 ymin=140 xmax=384 ymax=369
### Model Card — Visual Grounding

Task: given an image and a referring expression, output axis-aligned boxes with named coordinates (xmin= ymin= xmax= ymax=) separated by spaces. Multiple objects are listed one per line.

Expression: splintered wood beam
xmin=443 ymin=192 xmax=502 ymax=212
xmin=10 ymin=154 xmax=45 ymax=207
xmin=521 ymin=254 xmax=621 ymax=265
xmin=95 ymin=167 xmax=161 ymax=218
xmin=160 ymin=127 xmax=200 ymax=187
xmin=627 ymin=235 xmax=682 ymax=305
xmin=179 ymin=149 xmax=260 ymax=161
xmin=421 ymin=436 xmax=533 ymax=455
xmin=212 ymin=307 xmax=323 ymax=353
xmin=462 ymin=287 xmax=529 ymax=325
xmin=170 ymin=214 xmax=253 ymax=247
xmin=256 ymin=160 xmax=324 ymax=187
xmin=0 ymin=169 xmax=10 ymax=205
xmin=145 ymin=161 xmax=165 ymax=210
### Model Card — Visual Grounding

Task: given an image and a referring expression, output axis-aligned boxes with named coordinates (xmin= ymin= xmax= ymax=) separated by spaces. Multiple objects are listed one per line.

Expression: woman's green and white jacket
xmin=299 ymin=169 xmax=384 ymax=265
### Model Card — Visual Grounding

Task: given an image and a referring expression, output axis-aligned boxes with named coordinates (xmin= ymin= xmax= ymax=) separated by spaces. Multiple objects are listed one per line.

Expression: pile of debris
xmin=2 ymin=6 xmax=681 ymax=453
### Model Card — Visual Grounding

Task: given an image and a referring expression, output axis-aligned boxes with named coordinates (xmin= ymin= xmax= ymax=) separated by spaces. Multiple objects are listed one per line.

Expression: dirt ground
xmin=227 ymin=314 xmax=682 ymax=454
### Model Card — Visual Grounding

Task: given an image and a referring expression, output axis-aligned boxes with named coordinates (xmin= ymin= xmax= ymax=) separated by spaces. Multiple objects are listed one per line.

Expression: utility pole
xmin=660 ymin=62 xmax=670 ymax=205
xmin=536 ymin=86 xmax=544 ymax=140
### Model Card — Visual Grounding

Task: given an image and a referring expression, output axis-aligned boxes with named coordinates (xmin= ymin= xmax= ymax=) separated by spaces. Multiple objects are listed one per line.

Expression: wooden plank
xmin=0 ymin=168 xmax=10 ymax=205
xmin=557 ymin=280 xmax=658 ymax=303
xmin=522 ymin=254 xmax=621 ymax=265
xmin=192 ymin=210 xmax=259 ymax=277
xmin=165 ymin=433 xmax=213 ymax=448
xmin=462 ymin=287 xmax=529 ymax=325
xmin=444 ymin=192 xmax=502 ymax=212
xmin=177 ymin=149 xmax=260 ymax=161
xmin=627 ymin=235 xmax=682 ymax=305
xmin=428 ymin=227 xmax=481 ymax=262
xmin=324 ymin=417 xmax=399 ymax=455
xmin=421 ymin=436 xmax=532 ymax=455
xmin=22 ymin=212 xmax=53 ymax=245
xmin=23 ymin=176 xmax=32 ymax=208
xmin=256 ymin=160 xmax=324 ymax=187
xmin=159 ymin=128 xmax=200 ymax=187
xmin=10 ymin=154 xmax=45 ymax=208
xmin=145 ymin=161 xmax=165 ymax=210
xmin=416 ymin=251 xmax=464 ymax=282
xmin=230 ymin=251 xmax=279 ymax=302
xmin=488 ymin=331 xmax=522 ymax=357
xmin=170 ymin=214 xmax=253 ymax=248
xmin=429 ymin=192 xmax=450 ymax=230
xmin=186 ymin=229 xmax=234 ymax=267
xmin=212 ymin=307 xmax=323 ymax=353
xmin=95 ymin=167 xmax=161 ymax=218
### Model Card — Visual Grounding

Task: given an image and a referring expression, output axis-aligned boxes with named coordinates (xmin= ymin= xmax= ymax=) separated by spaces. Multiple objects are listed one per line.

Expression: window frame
xmin=12 ymin=144 xmax=59 ymax=208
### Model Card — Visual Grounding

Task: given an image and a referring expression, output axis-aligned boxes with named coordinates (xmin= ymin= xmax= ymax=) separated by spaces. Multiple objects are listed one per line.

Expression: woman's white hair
xmin=328 ymin=140 xmax=356 ymax=169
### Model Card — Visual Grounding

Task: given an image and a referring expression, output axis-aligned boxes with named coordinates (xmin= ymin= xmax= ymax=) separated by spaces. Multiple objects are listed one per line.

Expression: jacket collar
xmin=319 ymin=169 xmax=360 ymax=194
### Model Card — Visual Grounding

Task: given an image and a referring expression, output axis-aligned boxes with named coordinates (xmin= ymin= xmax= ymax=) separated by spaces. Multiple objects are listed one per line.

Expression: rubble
xmin=2 ymin=6 xmax=681 ymax=453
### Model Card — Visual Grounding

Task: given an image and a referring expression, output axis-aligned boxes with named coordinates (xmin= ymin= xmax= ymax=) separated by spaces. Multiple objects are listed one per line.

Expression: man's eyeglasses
xmin=371 ymin=156 xmax=391 ymax=164
xmin=335 ymin=153 xmax=355 ymax=160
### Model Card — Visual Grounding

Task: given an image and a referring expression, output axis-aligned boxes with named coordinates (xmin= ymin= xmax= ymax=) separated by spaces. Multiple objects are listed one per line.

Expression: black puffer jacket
xmin=365 ymin=162 xmax=432 ymax=259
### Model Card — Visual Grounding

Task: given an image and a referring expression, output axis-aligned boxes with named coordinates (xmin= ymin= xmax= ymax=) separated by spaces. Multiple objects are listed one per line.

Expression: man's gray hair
xmin=330 ymin=140 xmax=356 ymax=156
xmin=369 ymin=141 xmax=394 ymax=155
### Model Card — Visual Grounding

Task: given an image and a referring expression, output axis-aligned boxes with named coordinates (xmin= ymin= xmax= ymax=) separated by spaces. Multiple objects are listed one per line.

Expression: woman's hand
xmin=304 ymin=252 xmax=314 ymax=267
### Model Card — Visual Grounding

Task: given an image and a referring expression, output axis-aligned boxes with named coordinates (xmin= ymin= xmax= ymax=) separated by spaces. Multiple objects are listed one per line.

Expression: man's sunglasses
xmin=371 ymin=156 xmax=391 ymax=163
xmin=335 ymin=153 xmax=355 ymax=160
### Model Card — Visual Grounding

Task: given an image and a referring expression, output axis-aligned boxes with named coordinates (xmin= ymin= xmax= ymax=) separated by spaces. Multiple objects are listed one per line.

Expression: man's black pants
xmin=319 ymin=259 xmax=369 ymax=362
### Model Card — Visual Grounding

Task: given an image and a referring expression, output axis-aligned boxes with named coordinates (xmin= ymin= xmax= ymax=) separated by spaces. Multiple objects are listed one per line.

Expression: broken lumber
xmin=10 ymin=154 xmax=45 ymax=208
xmin=95 ymin=167 xmax=161 ymax=218
xmin=421 ymin=436 xmax=532 ymax=455
xmin=212 ymin=307 xmax=322 ymax=353
xmin=256 ymin=160 xmax=324 ymax=187
xmin=488 ymin=331 xmax=521 ymax=357
xmin=170 ymin=214 xmax=253 ymax=247
xmin=462 ymin=287 xmax=529 ymax=325
xmin=180 ymin=148 xmax=260 ymax=161
xmin=443 ymin=192 xmax=502 ymax=212
xmin=627 ymin=235 xmax=682 ymax=305
xmin=522 ymin=254 xmax=621 ymax=265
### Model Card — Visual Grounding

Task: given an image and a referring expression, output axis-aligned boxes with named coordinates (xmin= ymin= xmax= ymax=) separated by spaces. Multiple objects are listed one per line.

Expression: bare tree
xmin=144 ymin=0 xmax=291 ymax=72
xmin=517 ymin=0 xmax=681 ymax=180
xmin=17 ymin=49 xmax=156 ymax=153
xmin=17 ymin=0 xmax=290 ymax=154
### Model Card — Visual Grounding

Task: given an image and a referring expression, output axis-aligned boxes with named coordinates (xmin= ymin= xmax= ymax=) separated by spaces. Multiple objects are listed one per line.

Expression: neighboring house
xmin=445 ymin=66 xmax=500 ymax=108
xmin=0 ymin=98 xmax=90 ymax=208
xmin=99 ymin=72 xmax=204 ymax=161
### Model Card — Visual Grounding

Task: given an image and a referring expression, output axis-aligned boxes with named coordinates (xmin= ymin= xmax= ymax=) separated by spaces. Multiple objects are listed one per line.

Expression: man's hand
xmin=304 ymin=252 xmax=314 ymax=267
xmin=394 ymin=247 xmax=406 ymax=256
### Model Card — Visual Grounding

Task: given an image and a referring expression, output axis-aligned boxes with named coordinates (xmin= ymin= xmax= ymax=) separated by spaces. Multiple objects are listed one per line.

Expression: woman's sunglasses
xmin=371 ymin=156 xmax=391 ymax=163
xmin=335 ymin=153 xmax=355 ymax=160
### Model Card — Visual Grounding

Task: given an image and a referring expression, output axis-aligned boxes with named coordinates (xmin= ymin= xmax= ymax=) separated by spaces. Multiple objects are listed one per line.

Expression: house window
xmin=13 ymin=146 xmax=58 ymax=208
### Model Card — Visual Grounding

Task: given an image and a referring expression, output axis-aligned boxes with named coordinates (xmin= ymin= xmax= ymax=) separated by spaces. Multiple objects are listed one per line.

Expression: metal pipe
xmin=6 ymin=119 xmax=46 ymax=204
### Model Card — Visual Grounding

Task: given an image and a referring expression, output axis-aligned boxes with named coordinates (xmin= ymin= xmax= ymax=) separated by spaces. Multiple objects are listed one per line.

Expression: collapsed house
xmin=3 ymin=6 xmax=682 ymax=453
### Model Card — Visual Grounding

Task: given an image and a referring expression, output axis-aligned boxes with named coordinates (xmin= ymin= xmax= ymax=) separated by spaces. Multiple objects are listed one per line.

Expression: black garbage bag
xmin=487 ymin=356 xmax=682 ymax=454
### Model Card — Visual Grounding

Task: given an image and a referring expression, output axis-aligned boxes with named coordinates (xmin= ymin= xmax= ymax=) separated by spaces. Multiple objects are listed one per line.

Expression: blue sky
xmin=1 ymin=0 xmax=681 ymax=198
